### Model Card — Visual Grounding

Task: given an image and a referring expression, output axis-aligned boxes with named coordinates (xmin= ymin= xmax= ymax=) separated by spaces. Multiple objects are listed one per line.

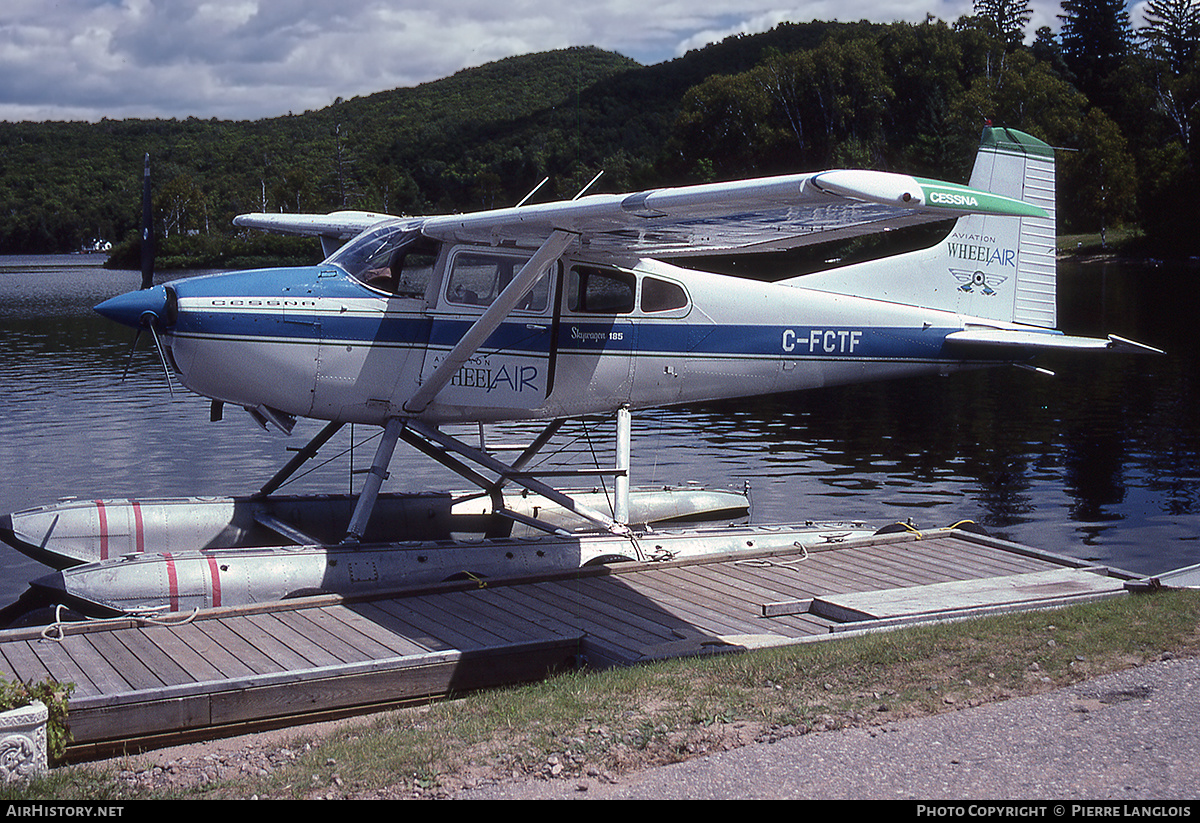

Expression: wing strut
xmin=403 ymin=229 xmax=574 ymax=414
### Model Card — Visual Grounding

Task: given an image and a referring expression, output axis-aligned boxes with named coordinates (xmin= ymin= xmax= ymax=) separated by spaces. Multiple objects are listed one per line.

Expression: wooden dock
xmin=0 ymin=527 xmax=1141 ymax=756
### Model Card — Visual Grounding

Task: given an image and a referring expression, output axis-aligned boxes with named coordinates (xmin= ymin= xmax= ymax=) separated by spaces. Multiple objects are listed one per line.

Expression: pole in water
xmin=615 ymin=405 xmax=631 ymax=525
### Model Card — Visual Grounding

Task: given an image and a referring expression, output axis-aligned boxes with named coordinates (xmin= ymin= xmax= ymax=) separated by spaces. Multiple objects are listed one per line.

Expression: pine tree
xmin=1141 ymin=0 xmax=1200 ymax=73
xmin=974 ymin=0 xmax=1033 ymax=47
xmin=1058 ymin=0 xmax=1133 ymax=104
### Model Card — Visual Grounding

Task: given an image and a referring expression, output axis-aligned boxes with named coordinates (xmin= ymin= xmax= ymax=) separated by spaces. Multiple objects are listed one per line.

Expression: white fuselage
xmin=158 ymin=250 xmax=988 ymax=427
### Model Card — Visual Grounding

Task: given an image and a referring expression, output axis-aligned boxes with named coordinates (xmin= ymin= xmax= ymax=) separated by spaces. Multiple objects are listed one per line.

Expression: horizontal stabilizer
xmin=945 ymin=329 xmax=1164 ymax=355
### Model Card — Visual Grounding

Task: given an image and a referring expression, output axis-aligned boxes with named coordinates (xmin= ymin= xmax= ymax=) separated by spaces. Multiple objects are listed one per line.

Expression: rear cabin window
xmin=568 ymin=266 xmax=636 ymax=314
xmin=640 ymin=277 xmax=688 ymax=312
xmin=445 ymin=251 xmax=551 ymax=312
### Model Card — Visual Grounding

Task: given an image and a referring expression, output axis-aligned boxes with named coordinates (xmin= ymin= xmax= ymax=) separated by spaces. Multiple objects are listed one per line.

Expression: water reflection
xmin=0 ymin=256 xmax=1196 ymax=606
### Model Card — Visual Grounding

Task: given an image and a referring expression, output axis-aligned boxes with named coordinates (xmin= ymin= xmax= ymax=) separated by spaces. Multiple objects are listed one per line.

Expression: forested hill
xmin=1 ymin=16 xmax=1195 ymax=258
xmin=0 ymin=22 xmax=867 ymax=256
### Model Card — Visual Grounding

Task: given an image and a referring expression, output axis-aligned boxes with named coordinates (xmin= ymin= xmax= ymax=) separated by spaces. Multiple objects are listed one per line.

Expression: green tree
xmin=1060 ymin=108 xmax=1139 ymax=233
xmin=973 ymin=0 xmax=1033 ymax=48
xmin=1140 ymin=0 xmax=1200 ymax=73
xmin=1059 ymin=0 xmax=1134 ymax=107
xmin=673 ymin=37 xmax=893 ymax=176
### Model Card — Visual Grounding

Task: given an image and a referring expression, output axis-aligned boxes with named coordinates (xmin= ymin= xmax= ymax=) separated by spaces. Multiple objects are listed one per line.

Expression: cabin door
xmin=419 ymin=247 xmax=556 ymax=415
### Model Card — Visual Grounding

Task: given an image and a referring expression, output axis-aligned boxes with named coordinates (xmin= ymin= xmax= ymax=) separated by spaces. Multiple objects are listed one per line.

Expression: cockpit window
xmin=326 ymin=223 xmax=441 ymax=297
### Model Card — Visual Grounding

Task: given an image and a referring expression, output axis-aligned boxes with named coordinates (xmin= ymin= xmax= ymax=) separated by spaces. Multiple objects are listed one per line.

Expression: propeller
xmin=140 ymin=153 xmax=155 ymax=291
xmin=102 ymin=153 xmax=176 ymax=397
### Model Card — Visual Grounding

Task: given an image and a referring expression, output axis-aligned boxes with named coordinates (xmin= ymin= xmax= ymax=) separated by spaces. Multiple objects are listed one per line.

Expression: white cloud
xmin=0 ymin=0 xmax=1073 ymax=123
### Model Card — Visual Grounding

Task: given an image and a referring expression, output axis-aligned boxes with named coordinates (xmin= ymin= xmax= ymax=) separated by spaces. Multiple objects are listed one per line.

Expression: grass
xmin=1058 ymin=226 xmax=1145 ymax=257
xmin=7 ymin=588 xmax=1200 ymax=799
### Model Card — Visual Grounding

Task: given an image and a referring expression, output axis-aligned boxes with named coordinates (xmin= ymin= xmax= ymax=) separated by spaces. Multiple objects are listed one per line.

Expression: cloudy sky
xmin=0 ymin=0 xmax=1127 ymax=123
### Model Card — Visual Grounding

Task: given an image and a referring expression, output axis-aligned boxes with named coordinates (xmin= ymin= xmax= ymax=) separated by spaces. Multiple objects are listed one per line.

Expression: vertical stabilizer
xmin=791 ymin=127 xmax=1058 ymax=328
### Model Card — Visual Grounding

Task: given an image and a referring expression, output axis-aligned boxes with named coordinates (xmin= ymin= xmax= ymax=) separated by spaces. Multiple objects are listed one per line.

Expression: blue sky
xmin=0 ymin=0 xmax=1134 ymax=123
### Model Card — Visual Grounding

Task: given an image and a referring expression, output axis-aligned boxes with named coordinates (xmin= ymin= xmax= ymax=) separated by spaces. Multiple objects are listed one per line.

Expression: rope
xmin=734 ymin=542 xmax=810 ymax=571
xmin=38 ymin=605 xmax=199 ymax=642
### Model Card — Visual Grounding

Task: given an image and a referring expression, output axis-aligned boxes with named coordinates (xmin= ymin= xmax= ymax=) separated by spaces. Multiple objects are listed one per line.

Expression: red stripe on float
xmin=164 ymin=552 xmax=179 ymax=612
xmin=95 ymin=501 xmax=108 ymax=560
xmin=207 ymin=556 xmax=221 ymax=608
xmin=132 ymin=500 xmax=145 ymax=553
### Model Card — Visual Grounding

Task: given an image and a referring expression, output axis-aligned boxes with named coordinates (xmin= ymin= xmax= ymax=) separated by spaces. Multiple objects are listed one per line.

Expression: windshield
xmin=326 ymin=222 xmax=440 ymax=297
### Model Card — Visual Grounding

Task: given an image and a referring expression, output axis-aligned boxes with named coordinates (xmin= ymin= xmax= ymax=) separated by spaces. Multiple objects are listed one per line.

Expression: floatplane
xmin=0 ymin=126 xmax=1161 ymax=619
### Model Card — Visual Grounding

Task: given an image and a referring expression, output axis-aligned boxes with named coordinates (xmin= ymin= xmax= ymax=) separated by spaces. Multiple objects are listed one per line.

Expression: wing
xmin=420 ymin=171 xmax=1045 ymax=257
xmin=233 ymin=170 xmax=1045 ymax=260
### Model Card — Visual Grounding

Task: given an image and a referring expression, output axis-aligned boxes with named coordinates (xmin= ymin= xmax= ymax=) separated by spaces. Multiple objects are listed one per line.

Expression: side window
xmin=640 ymin=277 xmax=688 ymax=313
xmin=568 ymin=266 xmax=636 ymax=314
xmin=386 ymin=243 xmax=439 ymax=298
xmin=446 ymin=252 xmax=550 ymax=312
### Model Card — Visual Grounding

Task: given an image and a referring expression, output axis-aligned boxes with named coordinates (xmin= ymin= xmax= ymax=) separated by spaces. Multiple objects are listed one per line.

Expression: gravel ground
xmin=84 ymin=655 xmax=1200 ymax=800
xmin=457 ymin=655 xmax=1200 ymax=800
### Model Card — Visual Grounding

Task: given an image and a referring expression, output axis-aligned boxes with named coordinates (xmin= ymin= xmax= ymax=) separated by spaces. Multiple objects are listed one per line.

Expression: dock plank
xmin=83 ymin=632 xmax=164 ymax=692
xmin=137 ymin=626 xmax=227 ymax=684
xmin=714 ymin=553 xmax=867 ymax=597
xmin=241 ymin=613 xmax=349 ymax=669
xmin=316 ymin=605 xmax=439 ymax=657
xmin=190 ymin=620 xmax=288 ymax=675
xmin=277 ymin=610 xmax=380 ymax=663
xmin=344 ymin=601 xmax=456 ymax=652
xmin=110 ymin=629 xmax=194 ymax=687
xmin=0 ymin=640 xmax=54 ymax=685
xmin=593 ymin=573 xmax=772 ymax=637
xmin=165 ymin=623 xmax=258 ymax=680
xmin=494 ymin=583 xmax=674 ymax=658
xmin=20 ymin=639 xmax=96 ymax=696
xmin=369 ymin=596 xmax=498 ymax=650
xmin=808 ymin=568 xmax=1127 ymax=623
xmin=56 ymin=635 xmax=131 ymax=696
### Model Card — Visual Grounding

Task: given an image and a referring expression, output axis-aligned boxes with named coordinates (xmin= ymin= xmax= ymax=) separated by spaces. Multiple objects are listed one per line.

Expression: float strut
xmin=342 ymin=418 xmax=403 ymax=545
xmin=254 ymin=420 xmax=345 ymax=498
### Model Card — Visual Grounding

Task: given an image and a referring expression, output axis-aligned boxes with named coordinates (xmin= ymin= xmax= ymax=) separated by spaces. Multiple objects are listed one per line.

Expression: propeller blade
xmin=146 ymin=322 xmax=176 ymax=398
xmin=139 ymin=153 xmax=155 ymax=291
xmin=120 ymin=328 xmax=143 ymax=382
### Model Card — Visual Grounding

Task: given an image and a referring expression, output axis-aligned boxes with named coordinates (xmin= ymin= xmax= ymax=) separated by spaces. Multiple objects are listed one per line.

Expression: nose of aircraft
xmin=95 ymin=284 xmax=172 ymax=329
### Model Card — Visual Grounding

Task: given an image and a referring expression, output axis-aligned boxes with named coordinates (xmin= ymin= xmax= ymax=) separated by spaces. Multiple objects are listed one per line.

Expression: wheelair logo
xmin=950 ymin=268 xmax=1009 ymax=296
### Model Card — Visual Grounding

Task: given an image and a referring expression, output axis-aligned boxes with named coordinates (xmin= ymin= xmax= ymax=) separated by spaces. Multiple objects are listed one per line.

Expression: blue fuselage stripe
xmin=173 ymin=308 xmax=953 ymax=361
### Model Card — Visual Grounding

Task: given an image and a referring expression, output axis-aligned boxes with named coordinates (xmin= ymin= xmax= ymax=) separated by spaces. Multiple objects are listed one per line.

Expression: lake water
xmin=0 ymin=253 xmax=1197 ymax=609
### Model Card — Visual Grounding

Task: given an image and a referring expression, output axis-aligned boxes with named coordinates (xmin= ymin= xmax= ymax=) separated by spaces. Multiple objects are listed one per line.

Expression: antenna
xmin=516 ymin=177 xmax=549 ymax=208
xmin=573 ymin=171 xmax=604 ymax=200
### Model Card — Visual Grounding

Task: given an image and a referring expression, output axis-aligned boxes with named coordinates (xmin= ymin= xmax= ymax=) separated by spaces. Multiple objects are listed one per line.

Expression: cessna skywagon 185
xmin=0 ymin=127 xmax=1163 ymax=616
xmin=91 ymin=125 xmax=1162 ymax=538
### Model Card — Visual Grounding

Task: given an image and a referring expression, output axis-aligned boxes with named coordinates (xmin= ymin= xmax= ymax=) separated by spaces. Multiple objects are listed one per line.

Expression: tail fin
xmin=792 ymin=127 xmax=1058 ymax=328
